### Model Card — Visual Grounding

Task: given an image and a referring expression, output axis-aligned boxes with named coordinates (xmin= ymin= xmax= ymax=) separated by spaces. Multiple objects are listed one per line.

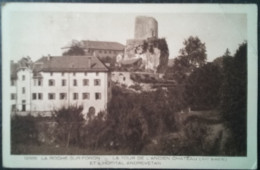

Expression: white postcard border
xmin=2 ymin=3 xmax=257 ymax=169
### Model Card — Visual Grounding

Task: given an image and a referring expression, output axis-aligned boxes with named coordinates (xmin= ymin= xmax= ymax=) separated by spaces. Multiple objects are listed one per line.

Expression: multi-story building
xmin=81 ymin=40 xmax=125 ymax=59
xmin=10 ymin=55 xmax=111 ymax=117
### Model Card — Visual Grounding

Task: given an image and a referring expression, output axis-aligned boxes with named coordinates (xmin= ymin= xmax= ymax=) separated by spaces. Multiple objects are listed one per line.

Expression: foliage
xmin=220 ymin=42 xmax=247 ymax=155
xmin=52 ymin=105 xmax=84 ymax=147
xmin=81 ymin=85 xmax=186 ymax=154
xmin=11 ymin=115 xmax=38 ymax=148
xmin=160 ymin=120 xmax=212 ymax=155
xmin=168 ymin=36 xmax=207 ymax=83
xmin=212 ymin=48 xmax=231 ymax=69
xmin=129 ymin=84 xmax=142 ymax=91
xmin=185 ymin=63 xmax=223 ymax=110
xmin=62 ymin=40 xmax=85 ymax=56
xmin=150 ymin=38 xmax=169 ymax=73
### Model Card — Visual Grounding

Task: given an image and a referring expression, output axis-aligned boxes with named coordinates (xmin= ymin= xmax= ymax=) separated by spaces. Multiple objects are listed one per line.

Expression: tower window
xmin=38 ymin=79 xmax=42 ymax=86
xmin=11 ymin=93 xmax=16 ymax=100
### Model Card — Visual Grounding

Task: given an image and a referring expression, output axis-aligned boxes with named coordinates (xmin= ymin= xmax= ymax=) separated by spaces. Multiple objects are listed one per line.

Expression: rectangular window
xmin=84 ymin=72 xmax=87 ymax=76
xmin=96 ymin=72 xmax=99 ymax=76
xmin=62 ymin=72 xmax=64 ymax=76
xmin=48 ymin=93 xmax=55 ymax=100
xmin=11 ymin=79 xmax=15 ymax=86
xmin=11 ymin=104 xmax=16 ymax=111
xmin=50 ymin=72 xmax=53 ymax=76
xmin=60 ymin=93 xmax=67 ymax=100
xmin=38 ymin=93 xmax=43 ymax=100
xmin=49 ymin=79 xmax=55 ymax=86
xmin=11 ymin=93 xmax=16 ymax=100
xmin=38 ymin=79 xmax=42 ymax=86
xmin=22 ymin=75 xmax=25 ymax=81
xmin=94 ymin=79 xmax=101 ymax=86
xmin=73 ymin=72 xmax=76 ymax=76
xmin=32 ymin=93 xmax=37 ymax=100
xmin=73 ymin=79 xmax=77 ymax=86
xmin=73 ymin=93 xmax=78 ymax=100
xmin=95 ymin=93 xmax=101 ymax=100
xmin=62 ymin=79 xmax=66 ymax=86
xmin=22 ymin=87 xmax=25 ymax=94
xmin=83 ymin=79 xmax=89 ymax=86
xmin=82 ymin=93 xmax=90 ymax=100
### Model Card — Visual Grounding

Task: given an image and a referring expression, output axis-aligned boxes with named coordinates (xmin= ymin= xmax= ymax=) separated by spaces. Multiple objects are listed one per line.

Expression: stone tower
xmin=118 ymin=16 xmax=168 ymax=73
xmin=134 ymin=16 xmax=158 ymax=39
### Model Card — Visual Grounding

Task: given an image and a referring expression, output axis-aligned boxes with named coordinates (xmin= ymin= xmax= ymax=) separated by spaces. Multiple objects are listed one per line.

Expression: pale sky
xmin=4 ymin=7 xmax=247 ymax=62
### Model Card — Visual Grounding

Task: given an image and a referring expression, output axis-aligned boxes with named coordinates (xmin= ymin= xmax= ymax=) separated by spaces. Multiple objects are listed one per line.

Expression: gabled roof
xmin=82 ymin=40 xmax=125 ymax=51
xmin=35 ymin=55 xmax=109 ymax=72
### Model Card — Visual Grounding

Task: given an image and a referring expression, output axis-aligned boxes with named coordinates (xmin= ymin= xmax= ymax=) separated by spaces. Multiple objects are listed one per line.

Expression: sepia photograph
xmin=2 ymin=3 xmax=257 ymax=169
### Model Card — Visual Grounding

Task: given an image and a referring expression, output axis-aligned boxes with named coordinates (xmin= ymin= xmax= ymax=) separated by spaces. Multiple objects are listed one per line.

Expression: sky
xmin=4 ymin=7 xmax=247 ymax=62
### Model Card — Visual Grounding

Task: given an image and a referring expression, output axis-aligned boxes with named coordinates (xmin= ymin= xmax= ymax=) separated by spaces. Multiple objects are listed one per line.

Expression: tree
xmin=62 ymin=40 xmax=85 ymax=56
xmin=53 ymin=105 xmax=84 ymax=147
xmin=213 ymin=48 xmax=231 ymax=69
xmin=170 ymin=36 xmax=207 ymax=83
xmin=220 ymin=42 xmax=247 ymax=155
xmin=185 ymin=63 xmax=222 ymax=110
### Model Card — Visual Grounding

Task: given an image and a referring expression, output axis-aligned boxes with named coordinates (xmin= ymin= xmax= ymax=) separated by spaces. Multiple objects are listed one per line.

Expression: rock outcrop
xmin=116 ymin=16 xmax=169 ymax=73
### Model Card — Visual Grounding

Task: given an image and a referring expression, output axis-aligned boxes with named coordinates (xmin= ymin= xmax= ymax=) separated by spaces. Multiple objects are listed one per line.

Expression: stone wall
xmin=135 ymin=16 xmax=158 ymax=39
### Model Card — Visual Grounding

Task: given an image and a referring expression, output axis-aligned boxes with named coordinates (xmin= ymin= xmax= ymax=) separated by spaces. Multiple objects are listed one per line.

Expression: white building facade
xmin=10 ymin=55 xmax=111 ymax=117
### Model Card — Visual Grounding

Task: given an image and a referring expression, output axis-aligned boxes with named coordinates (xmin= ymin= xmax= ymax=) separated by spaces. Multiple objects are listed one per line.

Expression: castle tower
xmin=134 ymin=16 xmax=158 ymax=39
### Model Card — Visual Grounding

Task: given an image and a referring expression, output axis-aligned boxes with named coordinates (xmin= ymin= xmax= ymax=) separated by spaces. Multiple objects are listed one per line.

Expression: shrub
xmin=11 ymin=115 xmax=39 ymax=153
xmin=52 ymin=105 xmax=84 ymax=147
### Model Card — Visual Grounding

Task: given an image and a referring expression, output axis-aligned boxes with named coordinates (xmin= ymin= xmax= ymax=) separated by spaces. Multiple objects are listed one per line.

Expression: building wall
xmin=16 ymin=68 xmax=32 ymax=112
xmin=12 ymin=69 xmax=110 ymax=116
xmin=88 ymin=49 xmax=124 ymax=59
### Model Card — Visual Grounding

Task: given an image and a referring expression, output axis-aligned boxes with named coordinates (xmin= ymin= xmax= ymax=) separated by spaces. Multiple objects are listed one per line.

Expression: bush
xmin=11 ymin=115 xmax=39 ymax=153
xmin=160 ymin=120 xmax=212 ymax=155
xmin=52 ymin=105 xmax=84 ymax=147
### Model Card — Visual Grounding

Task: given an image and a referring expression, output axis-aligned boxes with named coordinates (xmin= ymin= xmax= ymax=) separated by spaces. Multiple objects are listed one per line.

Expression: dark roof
xmin=82 ymin=40 xmax=125 ymax=51
xmin=35 ymin=55 xmax=108 ymax=72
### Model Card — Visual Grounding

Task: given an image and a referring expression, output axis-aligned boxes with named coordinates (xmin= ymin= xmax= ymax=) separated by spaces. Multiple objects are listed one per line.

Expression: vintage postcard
xmin=2 ymin=3 xmax=257 ymax=169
